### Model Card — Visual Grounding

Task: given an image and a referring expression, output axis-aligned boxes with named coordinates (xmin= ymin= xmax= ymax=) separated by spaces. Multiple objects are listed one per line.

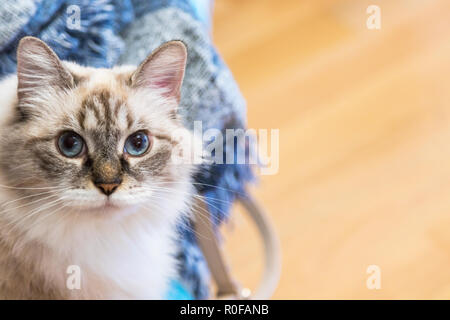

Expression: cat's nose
xmin=94 ymin=180 xmax=122 ymax=196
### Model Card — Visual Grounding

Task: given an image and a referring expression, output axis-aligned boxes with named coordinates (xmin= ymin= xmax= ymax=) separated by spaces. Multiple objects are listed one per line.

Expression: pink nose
xmin=95 ymin=183 xmax=120 ymax=196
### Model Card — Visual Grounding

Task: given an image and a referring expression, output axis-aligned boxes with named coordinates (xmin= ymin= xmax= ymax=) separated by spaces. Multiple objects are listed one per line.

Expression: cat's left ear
xmin=130 ymin=41 xmax=187 ymax=103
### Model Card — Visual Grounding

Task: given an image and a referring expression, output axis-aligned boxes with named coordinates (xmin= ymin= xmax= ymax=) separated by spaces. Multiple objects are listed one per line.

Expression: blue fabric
xmin=165 ymin=280 xmax=193 ymax=300
xmin=0 ymin=0 xmax=253 ymax=299
xmin=0 ymin=0 xmax=134 ymax=74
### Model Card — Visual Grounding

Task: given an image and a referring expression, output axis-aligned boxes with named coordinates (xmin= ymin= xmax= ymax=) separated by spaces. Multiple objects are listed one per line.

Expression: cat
xmin=0 ymin=36 xmax=201 ymax=299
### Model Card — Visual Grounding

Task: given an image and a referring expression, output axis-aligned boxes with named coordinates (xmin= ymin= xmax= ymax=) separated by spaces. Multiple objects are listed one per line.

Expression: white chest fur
xmin=48 ymin=212 xmax=178 ymax=299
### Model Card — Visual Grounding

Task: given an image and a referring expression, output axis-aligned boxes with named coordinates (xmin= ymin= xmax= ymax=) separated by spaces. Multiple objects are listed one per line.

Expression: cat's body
xmin=0 ymin=37 xmax=199 ymax=299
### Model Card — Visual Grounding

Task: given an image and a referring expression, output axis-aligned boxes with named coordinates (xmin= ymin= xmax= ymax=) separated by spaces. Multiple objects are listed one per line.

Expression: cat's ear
xmin=16 ymin=37 xmax=74 ymax=100
xmin=130 ymin=41 xmax=187 ymax=103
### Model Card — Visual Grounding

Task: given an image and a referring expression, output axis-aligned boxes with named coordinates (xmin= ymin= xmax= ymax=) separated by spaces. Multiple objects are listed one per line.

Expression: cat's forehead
xmin=62 ymin=63 xmax=135 ymax=132
xmin=69 ymin=66 xmax=131 ymax=93
xmin=33 ymin=62 xmax=176 ymax=138
xmin=78 ymin=88 xmax=132 ymax=132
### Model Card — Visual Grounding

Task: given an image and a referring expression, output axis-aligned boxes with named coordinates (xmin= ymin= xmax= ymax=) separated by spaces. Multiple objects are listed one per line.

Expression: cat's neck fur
xmin=0 ymin=181 xmax=184 ymax=299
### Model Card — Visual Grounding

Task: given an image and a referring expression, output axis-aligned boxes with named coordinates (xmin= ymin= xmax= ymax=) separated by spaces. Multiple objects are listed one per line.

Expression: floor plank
xmin=213 ymin=0 xmax=450 ymax=299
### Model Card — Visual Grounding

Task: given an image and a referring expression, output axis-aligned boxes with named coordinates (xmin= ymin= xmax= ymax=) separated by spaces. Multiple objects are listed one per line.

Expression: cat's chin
xmin=67 ymin=199 xmax=142 ymax=218
xmin=100 ymin=204 xmax=141 ymax=218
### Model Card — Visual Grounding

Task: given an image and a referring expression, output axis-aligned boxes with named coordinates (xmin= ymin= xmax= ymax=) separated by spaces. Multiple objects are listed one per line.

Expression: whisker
xmin=26 ymin=202 xmax=69 ymax=230
xmin=0 ymin=193 xmax=60 ymax=215
xmin=141 ymin=184 xmax=233 ymax=205
xmin=137 ymin=188 xmax=221 ymax=228
xmin=137 ymin=200 xmax=213 ymax=241
xmin=0 ymin=188 xmax=70 ymax=208
xmin=141 ymin=185 xmax=231 ymax=218
xmin=0 ymin=184 xmax=64 ymax=190
xmin=5 ymin=196 xmax=66 ymax=229
xmin=145 ymin=180 xmax=248 ymax=197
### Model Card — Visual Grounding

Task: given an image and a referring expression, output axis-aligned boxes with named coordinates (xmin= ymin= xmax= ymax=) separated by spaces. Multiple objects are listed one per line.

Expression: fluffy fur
xmin=0 ymin=37 xmax=200 ymax=299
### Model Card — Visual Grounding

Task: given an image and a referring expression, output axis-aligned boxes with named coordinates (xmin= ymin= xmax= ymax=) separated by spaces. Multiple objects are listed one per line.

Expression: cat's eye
xmin=124 ymin=131 xmax=151 ymax=157
xmin=57 ymin=131 xmax=85 ymax=158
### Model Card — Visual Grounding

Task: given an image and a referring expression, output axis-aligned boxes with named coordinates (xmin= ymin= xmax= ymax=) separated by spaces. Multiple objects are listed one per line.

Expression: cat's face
xmin=0 ymin=37 xmax=198 ymax=222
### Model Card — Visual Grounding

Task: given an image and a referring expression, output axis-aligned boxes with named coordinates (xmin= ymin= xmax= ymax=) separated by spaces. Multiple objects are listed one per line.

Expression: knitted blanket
xmin=0 ymin=0 xmax=252 ymax=299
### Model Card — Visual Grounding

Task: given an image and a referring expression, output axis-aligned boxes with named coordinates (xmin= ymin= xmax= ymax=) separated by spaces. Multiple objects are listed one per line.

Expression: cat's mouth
xmin=63 ymin=196 xmax=126 ymax=213
xmin=59 ymin=188 xmax=148 ymax=216
xmin=93 ymin=198 xmax=140 ymax=216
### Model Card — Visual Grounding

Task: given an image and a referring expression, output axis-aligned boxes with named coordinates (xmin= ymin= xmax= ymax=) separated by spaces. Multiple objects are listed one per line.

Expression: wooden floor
xmin=212 ymin=0 xmax=450 ymax=299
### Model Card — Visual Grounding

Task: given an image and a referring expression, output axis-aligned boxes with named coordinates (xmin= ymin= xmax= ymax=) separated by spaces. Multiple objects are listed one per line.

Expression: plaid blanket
xmin=0 ymin=0 xmax=252 ymax=299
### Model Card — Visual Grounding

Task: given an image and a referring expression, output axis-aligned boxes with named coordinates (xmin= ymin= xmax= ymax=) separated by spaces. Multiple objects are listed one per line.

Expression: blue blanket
xmin=0 ymin=0 xmax=252 ymax=299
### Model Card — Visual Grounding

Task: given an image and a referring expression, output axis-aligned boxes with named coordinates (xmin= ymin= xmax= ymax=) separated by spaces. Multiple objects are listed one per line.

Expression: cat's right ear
xmin=16 ymin=37 xmax=74 ymax=103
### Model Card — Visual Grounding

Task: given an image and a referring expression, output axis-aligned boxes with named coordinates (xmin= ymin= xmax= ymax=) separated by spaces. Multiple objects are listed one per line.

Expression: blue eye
xmin=124 ymin=131 xmax=151 ymax=156
xmin=57 ymin=131 xmax=85 ymax=158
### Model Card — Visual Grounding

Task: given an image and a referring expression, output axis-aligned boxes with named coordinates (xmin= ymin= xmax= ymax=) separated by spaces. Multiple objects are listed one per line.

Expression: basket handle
xmin=193 ymin=194 xmax=281 ymax=300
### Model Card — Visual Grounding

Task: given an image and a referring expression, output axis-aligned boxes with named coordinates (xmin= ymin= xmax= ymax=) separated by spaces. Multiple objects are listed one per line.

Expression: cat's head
xmin=0 ymin=37 xmax=199 ymax=223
